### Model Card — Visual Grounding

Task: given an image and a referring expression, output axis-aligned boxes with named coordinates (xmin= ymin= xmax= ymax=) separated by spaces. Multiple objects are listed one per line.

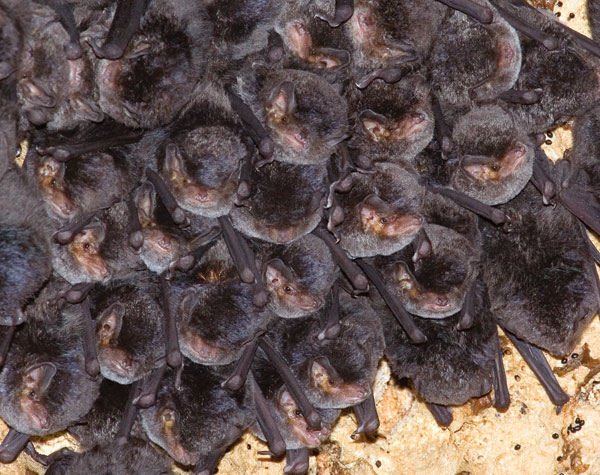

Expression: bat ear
xmin=358 ymin=109 xmax=388 ymax=137
xmin=278 ymin=389 xmax=297 ymax=412
xmin=413 ymin=229 xmax=432 ymax=263
xmin=40 ymin=156 xmax=66 ymax=180
xmin=269 ymin=81 xmax=296 ymax=116
xmin=136 ymin=182 xmax=156 ymax=223
xmin=287 ymin=21 xmax=313 ymax=57
xmin=20 ymin=79 xmax=56 ymax=108
xmin=97 ymin=302 xmax=125 ymax=342
xmin=264 ymin=258 xmax=289 ymax=284
xmin=163 ymin=143 xmax=186 ymax=177
xmin=72 ymin=97 xmax=104 ymax=123
xmin=361 ymin=193 xmax=389 ymax=212
xmin=179 ymin=289 xmax=197 ymax=316
xmin=310 ymin=356 xmax=341 ymax=386
xmin=82 ymin=219 xmax=106 ymax=244
xmin=24 ymin=362 xmax=57 ymax=393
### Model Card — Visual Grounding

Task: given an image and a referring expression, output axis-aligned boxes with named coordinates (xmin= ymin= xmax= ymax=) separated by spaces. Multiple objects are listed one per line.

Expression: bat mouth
xmin=101 ymin=347 xmax=137 ymax=379
xmin=267 ymin=225 xmax=298 ymax=244
xmin=422 ymin=293 xmax=453 ymax=312
xmin=181 ymin=331 xmax=224 ymax=365
xmin=43 ymin=190 xmax=77 ymax=219
xmin=165 ymin=438 xmax=196 ymax=466
xmin=281 ymin=128 xmax=308 ymax=151
xmin=326 ymin=383 xmax=370 ymax=406
xmin=73 ymin=252 xmax=111 ymax=281
xmin=293 ymin=420 xmax=331 ymax=448
xmin=392 ymin=112 xmax=429 ymax=141
xmin=143 ymin=228 xmax=177 ymax=256
xmin=296 ymin=294 xmax=324 ymax=312
xmin=20 ymin=398 xmax=50 ymax=431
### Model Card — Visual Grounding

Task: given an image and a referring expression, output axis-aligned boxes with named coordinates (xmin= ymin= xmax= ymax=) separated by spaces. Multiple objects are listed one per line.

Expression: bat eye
xmin=50 ymin=178 xmax=57 ymax=186
xmin=83 ymin=243 xmax=91 ymax=251
xmin=491 ymin=164 xmax=500 ymax=172
xmin=379 ymin=217 xmax=388 ymax=224
xmin=15 ymin=145 xmax=21 ymax=157
xmin=294 ymin=409 xmax=302 ymax=417
xmin=284 ymin=285 xmax=293 ymax=293
xmin=281 ymin=116 xmax=287 ymax=123
xmin=28 ymin=390 xmax=36 ymax=399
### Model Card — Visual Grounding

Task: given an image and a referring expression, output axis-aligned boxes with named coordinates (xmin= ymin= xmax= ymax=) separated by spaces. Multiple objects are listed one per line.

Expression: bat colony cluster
xmin=2 ymin=0 xmax=600 ymax=473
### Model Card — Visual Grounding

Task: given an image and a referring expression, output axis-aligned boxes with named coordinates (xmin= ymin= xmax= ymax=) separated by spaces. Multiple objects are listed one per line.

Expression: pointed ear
xmin=136 ymin=183 xmax=156 ymax=222
xmin=164 ymin=143 xmax=186 ymax=177
xmin=179 ymin=289 xmax=197 ymax=316
xmin=361 ymin=194 xmax=390 ymax=212
xmin=278 ymin=389 xmax=297 ymax=412
xmin=24 ymin=362 xmax=57 ymax=393
xmin=97 ymin=302 xmax=124 ymax=342
xmin=264 ymin=258 xmax=293 ymax=286
xmin=73 ymin=98 xmax=104 ymax=123
xmin=40 ymin=157 xmax=65 ymax=180
xmin=269 ymin=81 xmax=296 ymax=116
xmin=83 ymin=219 xmax=106 ymax=244
xmin=413 ymin=229 xmax=432 ymax=262
xmin=311 ymin=356 xmax=341 ymax=386
xmin=359 ymin=109 xmax=388 ymax=136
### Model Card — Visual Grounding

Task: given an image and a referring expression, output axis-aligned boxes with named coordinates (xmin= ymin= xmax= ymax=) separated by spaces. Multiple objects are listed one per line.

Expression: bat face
xmin=52 ymin=220 xmax=112 ymax=284
xmin=349 ymin=75 xmax=433 ymax=166
xmin=275 ymin=389 xmax=331 ymax=448
xmin=334 ymin=162 xmax=424 ymax=257
xmin=253 ymin=234 xmax=336 ymax=318
xmin=450 ymin=105 xmax=535 ymax=205
xmin=92 ymin=280 xmax=165 ymax=384
xmin=263 ymin=259 xmax=323 ymax=316
xmin=379 ymin=225 xmax=478 ymax=319
xmin=135 ymin=183 xmax=185 ymax=274
xmin=260 ymin=69 xmax=348 ymax=165
xmin=161 ymin=128 xmax=243 ymax=218
xmin=266 ymin=293 xmax=384 ymax=409
xmin=347 ymin=1 xmax=416 ymax=70
xmin=284 ymin=20 xmax=350 ymax=70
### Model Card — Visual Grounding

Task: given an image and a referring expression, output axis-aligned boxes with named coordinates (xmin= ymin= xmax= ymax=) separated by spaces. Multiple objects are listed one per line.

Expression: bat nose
xmin=436 ymin=295 xmax=449 ymax=307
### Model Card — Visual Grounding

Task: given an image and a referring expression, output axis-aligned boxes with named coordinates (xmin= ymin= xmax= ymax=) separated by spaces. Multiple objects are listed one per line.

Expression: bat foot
xmin=305 ymin=410 xmax=322 ymax=430
xmin=176 ymin=255 xmax=195 ymax=272
xmin=252 ymin=288 xmax=269 ymax=307
xmin=259 ymin=137 xmax=274 ymax=159
xmin=268 ymin=46 xmax=284 ymax=63
xmin=237 ymin=181 xmax=252 ymax=201
xmin=85 ymin=359 xmax=100 ymax=378
xmin=64 ymin=41 xmax=83 ymax=60
xmin=223 ymin=374 xmax=243 ymax=391
xmin=171 ymin=207 xmax=187 ymax=225
xmin=129 ymin=230 xmax=144 ymax=251
xmin=167 ymin=349 xmax=183 ymax=369
xmin=133 ymin=392 xmax=156 ymax=408
xmin=54 ymin=229 xmax=75 ymax=245
xmin=318 ymin=323 xmax=341 ymax=341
